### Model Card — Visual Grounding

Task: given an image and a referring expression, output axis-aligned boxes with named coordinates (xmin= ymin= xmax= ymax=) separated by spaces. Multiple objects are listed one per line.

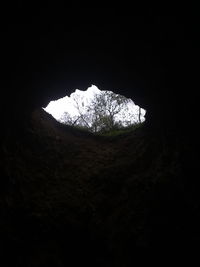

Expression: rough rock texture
xmin=0 ymin=6 xmax=199 ymax=266
xmin=1 ymin=109 xmax=199 ymax=266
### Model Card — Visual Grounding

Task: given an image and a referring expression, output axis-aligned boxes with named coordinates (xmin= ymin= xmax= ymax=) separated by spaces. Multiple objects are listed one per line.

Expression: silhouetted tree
xmin=60 ymin=91 xmax=142 ymax=133
xmin=88 ymin=91 xmax=129 ymax=132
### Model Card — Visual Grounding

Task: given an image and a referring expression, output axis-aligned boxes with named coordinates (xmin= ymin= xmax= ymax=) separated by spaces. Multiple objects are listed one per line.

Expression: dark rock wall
xmin=1 ymin=109 xmax=199 ymax=266
xmin=0 ymin=6 xmax=199 ymax=266
xmin=1 ymin=7 xmax=198 ymax=132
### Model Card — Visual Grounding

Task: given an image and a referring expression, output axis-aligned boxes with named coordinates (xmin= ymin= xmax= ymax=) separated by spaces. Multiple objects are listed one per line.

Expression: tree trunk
xmin=138 ymin=107 xmax=141 ymax=123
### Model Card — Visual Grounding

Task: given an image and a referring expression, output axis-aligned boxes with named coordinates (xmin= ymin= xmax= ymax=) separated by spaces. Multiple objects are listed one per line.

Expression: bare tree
xmin=88 ymin=91 xmax=129 ymax=132
xmin=138 ymin=107 xmax=141 ymax=123
xmin=60 ymin=90 xmax=142 ymax=133
xmin=59 ymin=112 xmax=80 ymax=126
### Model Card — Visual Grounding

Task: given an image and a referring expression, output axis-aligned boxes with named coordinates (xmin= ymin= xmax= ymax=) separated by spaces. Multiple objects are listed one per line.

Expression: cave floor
xmin=1 ymin=108 xmax=197 ymax=266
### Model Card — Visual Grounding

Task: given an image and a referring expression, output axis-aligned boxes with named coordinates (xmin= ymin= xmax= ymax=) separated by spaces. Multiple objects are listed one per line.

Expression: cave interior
xmin=0 ymin=6 xmax=199 ymax=266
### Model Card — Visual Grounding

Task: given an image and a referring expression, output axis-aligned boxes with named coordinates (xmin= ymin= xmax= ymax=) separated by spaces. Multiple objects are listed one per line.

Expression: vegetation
xmin=59 ymin=90 xmax=143 ymax=134
xmin=99 ymin=123 xmax=143 ymax=137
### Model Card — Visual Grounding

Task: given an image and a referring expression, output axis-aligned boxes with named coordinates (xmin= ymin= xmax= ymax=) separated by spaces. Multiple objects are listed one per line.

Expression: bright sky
xmin=43 ymin=85 xmax=146 ymax=123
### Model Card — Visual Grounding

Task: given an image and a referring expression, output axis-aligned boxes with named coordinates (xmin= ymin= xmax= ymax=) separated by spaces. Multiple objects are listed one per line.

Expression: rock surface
xmin=1 ymin=109 xmax=198 ymax=266
xmin=0 ymin=6 xmax=199 ymax=266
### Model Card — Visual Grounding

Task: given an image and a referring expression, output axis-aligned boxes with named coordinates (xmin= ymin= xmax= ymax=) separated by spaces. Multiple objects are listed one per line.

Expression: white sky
xmin=43 ymin=85 xmax=146 ymax=123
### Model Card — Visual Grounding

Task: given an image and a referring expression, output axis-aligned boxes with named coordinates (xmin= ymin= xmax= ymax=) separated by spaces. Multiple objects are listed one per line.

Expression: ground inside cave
xmin=1 ymin=108 xmax=198 ymax=266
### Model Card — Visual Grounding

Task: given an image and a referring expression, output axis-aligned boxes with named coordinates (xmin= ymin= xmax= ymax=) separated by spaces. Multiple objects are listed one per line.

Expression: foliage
xmin=98 ymin=123 xmax=143 ymax=137
xmin=59 ymin=91 xmax=142 ymax=133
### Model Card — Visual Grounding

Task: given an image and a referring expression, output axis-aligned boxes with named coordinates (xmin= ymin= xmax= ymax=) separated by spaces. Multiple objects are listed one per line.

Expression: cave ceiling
xmin=1 ymin=7 xmax=197 ymax=130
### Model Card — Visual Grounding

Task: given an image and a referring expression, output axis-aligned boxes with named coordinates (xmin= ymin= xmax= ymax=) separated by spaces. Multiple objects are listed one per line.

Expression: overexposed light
xmin=43 ymin=84 xmax=146 ymax=124
xmin=43 ymin=85 xmax=100 ymax=119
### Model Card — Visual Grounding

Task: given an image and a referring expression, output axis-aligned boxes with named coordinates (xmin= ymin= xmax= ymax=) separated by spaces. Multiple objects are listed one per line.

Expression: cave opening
xmin=1 ymin=6 xmax=199 ymax=266
xmin=43 ymin=84 xmax=146 ymax=134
